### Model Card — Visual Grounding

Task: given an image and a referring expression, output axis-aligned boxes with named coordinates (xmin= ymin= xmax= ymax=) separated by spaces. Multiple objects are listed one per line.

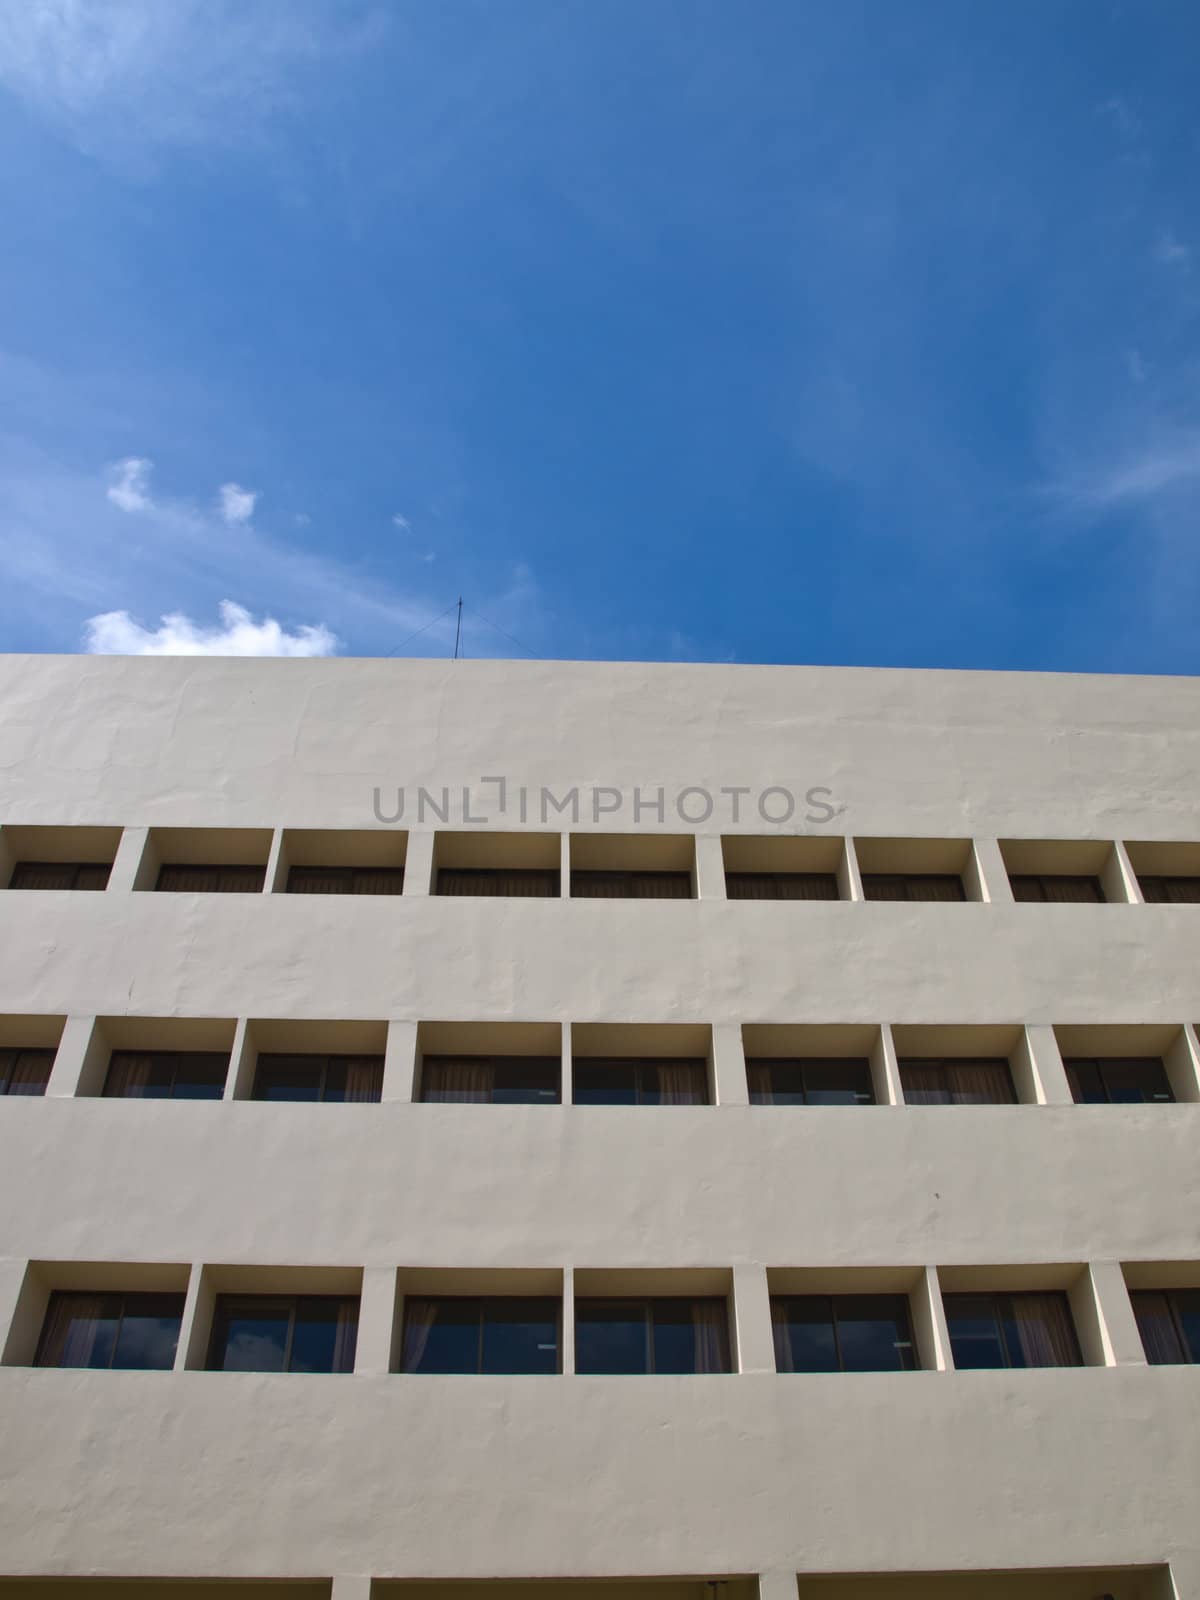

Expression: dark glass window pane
xmin=640 ymin=1060 xmax=707 ymax=1105
xmin=861 ymin=874 xmax=909 ymax=901
xmin=575 ymin=1300 xmax=650 ymax=1373
xmin=778 ymin=1296 xmax=839 ymax=1372
xmin=157 ymin=863 xmax=264 ymax=893
xmin=571 ymin=870 xmax=692 ymax=899
xmin=210 ymin=1298 xmax=291 ymax=1371
xmin=37 ymin=1292 xmax=123 ymax=1368
xmin=437 ymin=867 xmax=559 ymax=897
xmin=1131 ymin=1290 xmax=1187 ymax=1364
xmin=1102 ymin=1058 xmax=1174 ymax=1104
xmin=1174 ymin=1289 xmax=1200 ymax=1362
xmin=172 ymin=1053 xmax=229 ymax=1099
xmin=1 ymin=1047 xmax=54 ymax=1096
xmin=254 ymin=1055 xmax=324 ymax=1102
xmin=73 ymin=863 xmax=112 ymax=890
xmin=481 ymin=1298 xmax=559 ymax=1374
xmin=1065 ymin=1059 xmax=1106 ymax=1103
xmin=111 ymin=1293 xmax=185 ymax=1370
xmin=492 ymin=1058 xmax=561 ymax=1104
xmin=750 ymin=1061 xmax=809 ymax=1105
xmin=726 ymin=872 xmax=839 ymax=901
xmin=1041 ymin=875 xmax=1104 ymax=904
xmin=289 ymin=1297 xmax=356 ymax=1373
xmin=944 ymin=1294 xmax=1007 ymax=1369
xmin=1009 ymin=875 xmax=1044 ymax=902
xmin=651 ymin=1297 xmax=702 ymax=1374
xmin=834 ymin=1295 xmax=917 ymax=1371
xmin=803 ymin=1060 xmax=874 ymax=1105
xmin=573 ymin=1060 xmax=638 ymax=1105
xmin=408 ymin=1298 xmax=482 ymax=1373
xmin=11 ymin=860 xmax=110 ymax=890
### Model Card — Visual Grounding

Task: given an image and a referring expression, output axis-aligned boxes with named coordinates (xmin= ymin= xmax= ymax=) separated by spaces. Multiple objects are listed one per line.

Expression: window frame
xmin=573 ymin=1295 xmax=732 ymax=1375
xmin=286 ymin=863 xmax=406 ymax=895
xmin=155 ymin=862 xmax=266 ymax=893
xmin=771 ymin=1292 xmax=919 ymax=1373
xmin=8 ymin=860 xmax=111 ymax=891
xmin=0 ymin=1046 xmax=55 ymax=1096
xmin=942 ymin=1289 xmax=1083 ymax=1370
xmin=400 ymin=1294 xmax=562 ymax=1374
xmin=102 ymin=1048 xmax=230 ymax=1100
xmin=898 ymin=1056 xmax=1018 ymax=1106
xmin=571 ymin=1056 xmax=710 ymax=1106
xmin=1063 ymin=1055 xmax=1175 ymax=1105
xmin=860 ymin=873 xmax=966 ymax=902
xmin=34 ymin=1289 xmax=186 ymax=1370
xmin=746 ymin=1057 xmax=875 ymax=1106
xmin=206 ymin=1292 xmax=359 ymax=1373
xmin=570 ymin=869 xmax=693 ymax=900
xmin=418 ymin=1054 xmax=562 ymax=1105
xmin=434 ymin=866 xmax=561 ymax=898
xmin=725 ymin=871 xmax=839 ymax=902
xmin=1009 ymin=872 xmax=1105 ymax=904
xmin=1131 ymin=1287 xmax=1200 ymax=1364
xmin=1138 ymin=874 xmax=1200 ymax=904
xmin=251 ymin=1051 xmax=384 ymax=1103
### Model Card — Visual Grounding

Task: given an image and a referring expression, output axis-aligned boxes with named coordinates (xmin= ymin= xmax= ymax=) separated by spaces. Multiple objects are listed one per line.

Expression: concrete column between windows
xmin=1170 ymin=1024 xmax=1200 ymax=1103
xmin=224 ymin=1018 xmax=256 ymax=1101
xmin=732 ymin=1263 xmax=775 ymax=1374
xmin=355 ymin=1267 xmax=399 ymax=1375
xmin=45 ymin=1014 xmax=103 ymax=1099
xmin=106 ymin=826 xmax=149 ymax=893
xmin=0 ymin=1259 xmax=34 ymax=1366
xmin=1079 ymin=1260 xmax=1147 ymax=1367
xmin=757 ymin=1571 xmax=799 ymax=1600
xmin=330 ymin=1581 xmax=373 ymax=1600
xmin=264 ymin=827 xmax=288 ymax=893
xmin=839 ymin=837 xmax=864 ymax=902
xmin=383 ymin=1020 xmax=418 ymax=1102
xmin=1109 ymin=839 xmax=1143 ymax=903
xmin=1018 ymin=1023 xmax=1073 ymax=1106
xmin=711 ymin=1022 xmax=748 ymax=1105
xmin=969 ymin=837 xmax=1012 ymax=902
xmin=561 ymin=1266 xmax=576 ymax=1375
xmin=912 ymin=1266 xmax=954 ymax=1371
xmin=561 ymin=1021 xmax=573 ymax=1107
xmin=872 ymin=1023 xmax=903 ymax=1106
xmin=559 ymin=832 xmax=571 ymax=896
xmin=693 ymin=833 xmax=726 ymax=899
xmin=177 ymin=1263 xmax=215 ymax=1371
xmin=403 ymin=831 xmax=435 ymax=895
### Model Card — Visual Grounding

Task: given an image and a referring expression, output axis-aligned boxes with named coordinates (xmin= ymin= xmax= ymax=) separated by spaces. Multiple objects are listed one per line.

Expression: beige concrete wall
xmin=0 ymin=656 xmax=1198 ymax=1592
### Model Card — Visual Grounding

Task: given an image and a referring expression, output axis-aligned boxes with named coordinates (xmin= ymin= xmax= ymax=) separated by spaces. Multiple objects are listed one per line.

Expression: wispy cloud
xmin=392 ymin=512 xmax=410 ymax=530
xmin=84 ymin=598 xmax=337 ymax=656
xmin=218 ymin=481 xmax=257 ymax=525
xmin=0 ymin=0 xmax=385 ymax=167
xmin=105 ymin=455 xmax=153 ymax=512
xmin=1154 ymin=228 xmax=1191 ymax=269
xmin=1049 ymin=432 xmax=1200 ymax=511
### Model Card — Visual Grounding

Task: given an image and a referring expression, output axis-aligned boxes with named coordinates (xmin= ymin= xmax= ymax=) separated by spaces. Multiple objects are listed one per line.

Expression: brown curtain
xmin=862 ymin=876 xmax=908 ymax=901
xmin=1042 ymin=876 xmax=1103 ymax=904
xmin=38 ymin=1293 xmax=106 ymax=1367
xmin=747 ymin=1063 xmax=775 ymax=1105
xmin=352 ymin=869 xmax=405 ymax=895
xmin=571 ymin=872 xmax=626 ymax=899
xmin=343 ymin=1057 xmax=383 ymax=1103
xmin=400 ymin=1297 xmax=439 ymax=1372
xmin=771 ymin=1299 xmax=795 ymax=1373
xmin=332 ymin=1300 xmax=359 ymax=1372
xmin=74 ymin=863 xmax=112 ymax=890
xmin=5 ymin=1049 xmax=52 ymax=1095
xmin=104 ymin=1052 xmax=155 ymax=1098
xmin=423 ymin=1057 xmax=494 ymax=1103
xmin=945 ymin=1060 xmax=1016 ymax=1105
xmin=690 ymin=1300 xmax=728 ymax=1373
xmin=11 ymin=862 xmax=77 ymax=889
xmin=1166 ymin=877 xmax=1200 ymax=904
xmin=655 ymin=1062 xmax=706 ymax=1105
xmin=1011 ymin=1293 xmax=1079 ymax=1367
xmin=920 ymin=876 xmax=966 ymax=902
xmin=290 ymin=867 xmax=349 ymax=894
xmin=158 ymin=864 xmax=218 ymax=892
xmin=1131 ymin=1291 xmax=1185 ymax=1364
xmin=899 ymin=1062 xmax=945 ymax=1104
xmin=726 ymin=873 xmax=777 ymax=902
xmin=630 ymin=873 xmax=690 ymax=899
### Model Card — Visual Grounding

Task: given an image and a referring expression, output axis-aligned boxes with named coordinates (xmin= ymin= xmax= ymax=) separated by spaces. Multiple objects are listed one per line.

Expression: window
xmin=1010 ymin=873 xmax=1105 ymax=903
xmin=35 ymin=1290 xmax=184 ymax=1369
xmin=1064 ymin=1056 xmax=1174 ymax=1104
xmin=1131 ymin=1288 xmax=1200 ymax=1364
xmin=156 ymin=863 xmax=265 ymax=892
xmin=747 ymin=1058 xmax=874 ymax=1106
xmin=420 ymin=1055 xmax=560 ymax=1104
xmin=8 ymin=860 xmax=111 ymax=890
xmin=287 ymin=864 xmax=405 ymax=895
xmin=436 ymin=866 xmax=560 ymax=897
xmin=252 ymin=1053 xmax=383 ymax=1103
xmin=726 ymin=872 xmax=838 ymax=901
xmin=861 ymin=874 xmax=965 ymax=902
xmin=103 ymin=1050 xmax=228 ymax=1100
xmin=575 ymin=1297 xmax=731 ymax=1373
xmin=771 ymin=1295 xmax=917 ymax=1372
xmin=943 ymin=1291 xmax=1082 ymax=1369
xmin=570 ymin=870 xmax=691 ymax=899
xmin=899 ymin=1058 xmax=1017 ymax=1106
xmin=208 ymin=1294 xmax=358 ymax=1372
xmin=1139 ymin=874 xmax=1200 ymax=904
xmin=400 ymin=1297 xmax=560 ymax=1373
xmin=0 ymin=1047 xmax=54 ymax=1096
xmin=573 ymin=1058 xmax=708 ymax=1105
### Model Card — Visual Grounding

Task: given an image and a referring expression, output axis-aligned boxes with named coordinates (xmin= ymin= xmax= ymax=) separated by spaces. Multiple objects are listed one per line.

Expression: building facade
xmin=0 ymin=653 xmax=1198 ymax=1600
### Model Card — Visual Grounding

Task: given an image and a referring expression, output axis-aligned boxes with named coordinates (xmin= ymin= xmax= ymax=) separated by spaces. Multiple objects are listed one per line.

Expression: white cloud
xmin=392 ymin=513 xmax=410 ymax=529
xmin=1154 ymin=229 xmax=1190 ymax=268
xmin=83 ymin=599 xmax=337 ymax=657
xmin=1048 ymin=432 xmax=1200 ymax=511
xmin=218 ymin=482 xmax=257 ymax=525
xmin=105 ymin=455 xmax=153 ymax=512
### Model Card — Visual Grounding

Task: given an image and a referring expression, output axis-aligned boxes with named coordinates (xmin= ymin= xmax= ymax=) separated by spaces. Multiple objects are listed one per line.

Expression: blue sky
xmin=0 ymin=1 xmax=1197 ymax=670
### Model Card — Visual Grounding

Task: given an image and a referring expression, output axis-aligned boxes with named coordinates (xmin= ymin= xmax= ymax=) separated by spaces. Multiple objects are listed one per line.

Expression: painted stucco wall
xmin=0 ymin=654 xmax=1197 ymax=1594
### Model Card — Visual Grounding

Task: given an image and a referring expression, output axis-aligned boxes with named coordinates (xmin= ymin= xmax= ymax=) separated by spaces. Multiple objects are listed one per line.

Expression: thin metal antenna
xmin=453 ymin=596 xmax=463 ymax=659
